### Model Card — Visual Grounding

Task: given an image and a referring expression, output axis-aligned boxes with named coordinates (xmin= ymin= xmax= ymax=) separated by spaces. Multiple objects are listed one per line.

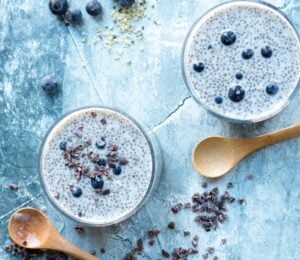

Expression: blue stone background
xmin=0 ymin=0 xmax=299 ymax=259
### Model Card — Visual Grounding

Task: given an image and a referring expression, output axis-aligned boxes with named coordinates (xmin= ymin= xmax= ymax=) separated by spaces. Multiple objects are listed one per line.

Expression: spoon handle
xmin=257 ymin=123 xmax=300 ymax=147
xmin=47 ymin=232 xmax=98 ymax=260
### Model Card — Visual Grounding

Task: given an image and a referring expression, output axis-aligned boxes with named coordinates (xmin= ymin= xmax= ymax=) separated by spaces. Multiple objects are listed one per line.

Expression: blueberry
xmin=242 ymin=49 xmax=254 ymax=60
xmin=236 ymin=72 xmax=243 ymax=80
xmin=214 ymin=97 xmax=223 ymax=104
xmin=98 ymin=158 xmax=107 ymax=166
xmin=41 ymin=76 xmax=58 ymax=93
xmin=193 ymin=62 xmax=204 ymax=73
xmin=91 ymin=175 xmax=104 ymax=189
xmin=59 ymin=141 xmax=67 ymax=150
xmin=261 ymin=46 xmax=272 ymax=58
xmin=228 ymin=86 xmax=245 ymax=102
xmin=65 ymin=8 xmax=83 ymax=25
xmin=49 ymin=0 xmax=68 ymax=15
xmin=71 ymin=187 xmax=82 ymax=197
xmin=95 ymin=138 xmax=106 ymax=149
xmin=266 ymin=84 xmax=279 ymax=96
xmin=113 ymin=165 xmax=122 ymax=175
xmin=86 ymin=0 xmax=103 ymax=16
xmin=221 ymin=31 xmax=236 ymax=46
xmin=118 ymin=0 xmax=135 ymax=8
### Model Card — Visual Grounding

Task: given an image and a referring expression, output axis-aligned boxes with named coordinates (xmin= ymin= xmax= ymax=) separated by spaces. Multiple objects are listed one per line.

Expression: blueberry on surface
xmin=49 ymin=0 xmax=68 ymax=15
xmin=95 ymin=138 xmax=106 ymax=149
xmin=86 ymin=0 xmax=103 ymax=16
xmin=242 ymin=49 xmax=254 ymax=60
xmin=119 ymin=0 xmax=135 ymax=8
xmin=65 ymin=8 xmax=83 ymax=25
xmin=266 ymin=84 xmax=279 ymax=96
xmin=228 ymin=86 xmax=245 ymax=102
xmin=113 ymin=165 xmax=122 ymax=175
xmin=235 ymin=72 xmax=243 ymax=80
xmin=41 ymin=75 xmax=58 ymax=93
xmin=91 ymin=175 xmax=104 ymax=189
xmin=221 ymin=31 xmax=236 ymax=46
xmin=193 ymin=62 xmax=204 ymax=73
xmin=71 ymin=187 xmax=83 ymax=197
xmin=98 ymin=158 xmax=107 ymax=166
xmin=214 ymin=97 xmax=223 ymax=104
xmin=261 ymin=46 xmax=272 ymax=58
xmin=59 ymin=141 xmax=67 ymax=150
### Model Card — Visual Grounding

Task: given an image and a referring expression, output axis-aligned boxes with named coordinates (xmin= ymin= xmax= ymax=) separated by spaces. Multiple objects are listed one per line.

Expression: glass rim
xmin=39 ymin=106 xmax=158 ymax=227
xmin=181 ymin=0 xmax=300 ymax=124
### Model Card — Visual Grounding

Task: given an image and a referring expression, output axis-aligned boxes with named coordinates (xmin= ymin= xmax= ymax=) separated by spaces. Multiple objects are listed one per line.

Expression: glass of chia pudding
xmin=182 ymin=0 xmax=300 ymax=123
xmin=39 ymin=107 xmax=162 ymax=226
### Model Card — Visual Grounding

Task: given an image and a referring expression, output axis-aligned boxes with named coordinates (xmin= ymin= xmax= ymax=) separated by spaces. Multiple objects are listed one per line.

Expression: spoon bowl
xmin=8 ymin=208 xmax=97 ymax=260
xmin=192 ymin=124 xmax=300 ymax=178
xmin=8 ymin=208 xmax=50 ymax=248
xmin=192 ymin=137 xmax=236 ymax=178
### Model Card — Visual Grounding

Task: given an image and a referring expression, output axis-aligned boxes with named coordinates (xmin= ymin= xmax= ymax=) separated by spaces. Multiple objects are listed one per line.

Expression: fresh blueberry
xmin=236 ymin=72 xmax=243 ymax=80
xmin=41 ymin=76 xmax=58 ymax=93
xmin=49 ymin=0 xmax=68 ymax=15
xmin=266 ymin=84 xmax=279 ymax=96
xmin=118 ymin=0 xmax=135 ymax=8
xmin=71 ymin=187 xmax=82 ymax=197
xmin=113 ymin=165 xmax=122 ymax=175
xmin=91 ymin=175 xmax=104 ymax=189
xmin=193 ymin=62 xmax=204 ymax=73
xmin=221 ymin=31 xmax=236 ymax=46
xmin=95 ymin=138 xmax=106 ymax=149
xmin=228 ymin=86 xmax=245 ymax=102
xmin=214 ymin=97 xmax=223 ymax=104
xmin=242 ymin=49 xmax=254 ymax=60
xmin=86 ymin=0 xmax=103 ymax=16
xmin=261 ymin=46 xmax=272 ymax=58
xmin=98 ymin=158 xmax=107 ymax=166
xmin=59 ymin=141 xmax=67 ymax=150
xmin=65 ymin=8 xmax=83 ymax=25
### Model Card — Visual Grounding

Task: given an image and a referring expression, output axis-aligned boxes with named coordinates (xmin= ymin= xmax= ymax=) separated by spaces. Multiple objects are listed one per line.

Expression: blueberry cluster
xmin=193 ymin=31 xmax=279 ymax=104
xmin=59 ymin=127 xmax=128 ymax=198
xmin=49 ymin=0 xmax=135 ymax=25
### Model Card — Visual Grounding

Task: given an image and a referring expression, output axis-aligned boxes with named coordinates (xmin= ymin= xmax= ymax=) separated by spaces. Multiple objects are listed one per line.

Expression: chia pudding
xmin=182 ymin=1 xmax=300 ymax=122
xmin=40 ymin=107 xmax=160 ymax=226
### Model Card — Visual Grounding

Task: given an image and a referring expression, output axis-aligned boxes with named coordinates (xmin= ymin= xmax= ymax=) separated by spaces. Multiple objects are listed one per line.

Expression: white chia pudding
xmin=40 ymin=107 xmax=154 ymax=225
xmin=183 ymin=1 xmax=300 ymax=122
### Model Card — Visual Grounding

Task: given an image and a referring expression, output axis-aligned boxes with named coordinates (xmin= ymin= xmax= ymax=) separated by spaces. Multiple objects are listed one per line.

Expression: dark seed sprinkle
xmin=202 ymin=253 xmax=209 ymax=259
xmin=221 ymin=238 xmax=227 ymax=245
xmin=207 ymin=247 xmax=215 ymax=254
xmin=102 ymin=189 xmax=110 ymax=195
xmin=183 ymin=231 xmax=190 ymax=236
xmin=147 ymin=229 xmax=160 ymax=238
xmin=162 ymin=249 xmax=170 ymax=258
xmin=227 ymin=182 xmax=234 ymax=188
xmin=167 ymin=221 xmax=175 ymax=229
xmin=213 ymin=257 xmax=219 ymax=260
xmin=238 ymin=198 xmax=246 ymax=205
xmin=136 ymin=238 xmax=143 ymax=251
xmin=247 ymin=173 xmax=254 ymax=180
xmin=90 ymin=250 xmax=96 ymax=256
xmin=100 ymin=248 xmax=105 ymax=254
xmin=100 ymin=118 xmax=107 ymax=125
xmin=201 ymin=181 xmax=208 ymax=188
xmin=74 ymin=225 xmax=85 ymax=233
xmin=8 ymin=183 xmax=19 ymax=190
xmin=148 ymin=240 xmax=155 ymax=246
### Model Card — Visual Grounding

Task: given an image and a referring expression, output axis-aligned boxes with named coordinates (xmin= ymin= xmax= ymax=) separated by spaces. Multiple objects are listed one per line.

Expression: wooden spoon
xmin=8 ymin=208 xmax=98 ymax=260
xmin=192 ymin=124 xmax=300 ymax=178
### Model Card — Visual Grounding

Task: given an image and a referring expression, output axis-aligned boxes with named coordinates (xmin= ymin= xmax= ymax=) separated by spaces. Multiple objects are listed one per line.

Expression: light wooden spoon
xmin=192 ymin=124 xmax=300 ymax=178
xmin=8 ymin=208 xmax=98 ymax=260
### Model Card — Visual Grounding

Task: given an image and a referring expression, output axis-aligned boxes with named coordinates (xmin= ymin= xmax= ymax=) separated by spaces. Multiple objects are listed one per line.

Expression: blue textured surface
xmin=0 ymin=0 xmax=299 ymax=259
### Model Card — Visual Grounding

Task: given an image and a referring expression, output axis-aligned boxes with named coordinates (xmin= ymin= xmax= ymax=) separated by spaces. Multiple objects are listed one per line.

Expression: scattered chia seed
xmin=90 ymin=250 xmax=96 ymax=255
xmin=148 ymin=240 xmax=155 ymax=246
xmin=227 ymin=182 xmax=234 ymax=188
xmin=207 ymin=247 xmax=215 ymax=254
xmin=221 ymin=238 xmax=227 ymax=245
xmin=162 ymin=249 xmax=170 ymax=258
xmin=100 ymin=118 xmax=107 ymax=125
xmin=136 ymin=238 xmax=143 ymax=251
xmin=201 ymin=181 xmax=208 ymax=188
xmin=171 ymin=203 xmax=183 ymax=214
xmin=8 ymin=183 xmax=18 ymax=191
xmin=100 ymin=248 xmax=105 ymax=254
xmin=74 ymin=225 xmax=85 ymax=233
xmin=183 ymin=231 xmax=190 ymax=236
xmin=247 ymin=173 xmax=254 ymax=180
xmin=167 ymin=221 xmax=175 ymax=230
xmin=202 ymin=253 xmax=209 ymax=259
xmin=147 ymin=229 xmax=160 ymax=238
